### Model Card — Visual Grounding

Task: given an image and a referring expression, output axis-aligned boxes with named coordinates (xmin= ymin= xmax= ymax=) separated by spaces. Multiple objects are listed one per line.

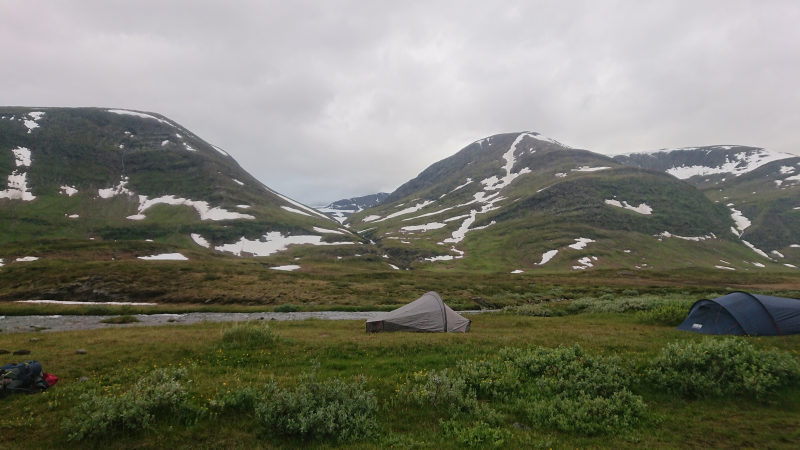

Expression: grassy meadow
xmin=1 ymin=309 xmax=799 ymax=449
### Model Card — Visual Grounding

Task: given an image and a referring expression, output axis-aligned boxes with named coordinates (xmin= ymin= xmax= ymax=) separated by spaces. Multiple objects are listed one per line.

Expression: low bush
xmin=569 ymin=294 xmax=693 ymax=315
xmin=500 ymin=345 xmax=633 ymax=398
xmin=222 ymin=322 xmax=280 ymax=349
xmin=99 ymin=315 xmax=140 ymax=324
xmin=516 ymin=304 xmax=551 ymax=317
xmin=528 ymin=389 xmax=646 ymax=435
xmin=647 ymin=338 xmax=800 ymax=398
xmin=440 ymin=420 xmax=513 ymax=447
xmin=456 ymin=357 xmax=521 ymax=400
xmin=636 ymin=301 xmax=692 ymax=326
xmin=62 ymin=368 xmax=190 ymax=440
xmin=209 ymin=386 xmax=263 ymax=413
xmin=255 ymin=372 xmax=378 ymax=442
xmin=396 ymin=369 xmax=478 ymax=415
xmin=274 ymin=304 xmax=300 ymax=312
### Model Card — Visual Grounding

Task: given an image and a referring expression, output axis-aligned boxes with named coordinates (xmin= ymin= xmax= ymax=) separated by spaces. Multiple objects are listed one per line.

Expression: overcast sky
xmin=2 ymin=1 xmax=798 ymax=205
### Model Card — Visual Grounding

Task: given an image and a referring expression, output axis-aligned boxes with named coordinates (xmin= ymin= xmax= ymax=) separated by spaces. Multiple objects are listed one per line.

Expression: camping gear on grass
xmin=677 ymin=291 xmax=800 ymax=336
xmin=0 ymin=361 xmax=58 ymax=398
xmin=366 ymin=291 xmax=470 ymax=333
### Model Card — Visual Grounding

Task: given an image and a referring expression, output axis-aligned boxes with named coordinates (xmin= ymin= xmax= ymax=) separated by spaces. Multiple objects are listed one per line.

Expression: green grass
xmin=1 ymin=312 xmax=798 ymax=448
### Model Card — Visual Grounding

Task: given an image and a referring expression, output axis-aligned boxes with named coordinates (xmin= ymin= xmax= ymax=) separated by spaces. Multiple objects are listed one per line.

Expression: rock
xmin=513 ymin=422 xmax=530 ymax=430
xmin=78 ymin=376 xmax=90 ymax=383
xmin=76 ymin=349 xmax=87 ymax=354
xmin=29 ymin=338 xmax=39 ymax=342
xmin=13 ymin=349 xmax=31 ymax=355
xmin=0 ymin=349 xmax=10 ymax=354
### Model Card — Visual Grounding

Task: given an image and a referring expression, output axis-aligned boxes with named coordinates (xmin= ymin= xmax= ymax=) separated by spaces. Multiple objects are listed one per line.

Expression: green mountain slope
xmin=0 ymin=107 xmax=357 ymax=257
xmin=348 ymin=133 xmax=793 ymax=273
xmin=615 ymin=146 xmax=800 ymax=265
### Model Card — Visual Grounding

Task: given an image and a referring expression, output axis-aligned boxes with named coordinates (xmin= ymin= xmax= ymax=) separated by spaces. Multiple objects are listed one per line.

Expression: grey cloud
xmin=1 ymin=0 xmax=797 ymax=205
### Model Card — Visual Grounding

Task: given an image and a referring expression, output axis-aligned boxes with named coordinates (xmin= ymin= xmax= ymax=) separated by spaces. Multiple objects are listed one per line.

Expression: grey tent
xmin=366 ymin=291 xmax=470 ymax=333
xmin=677 ymin=291 xmax=800 ymax=336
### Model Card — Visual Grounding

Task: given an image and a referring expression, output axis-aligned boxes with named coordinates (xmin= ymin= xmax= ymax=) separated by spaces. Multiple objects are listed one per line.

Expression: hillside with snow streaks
xmin=0 ymin=107 xmax=352 ymax=256
xmin=347 ymin=131 xmax=798 ymax=271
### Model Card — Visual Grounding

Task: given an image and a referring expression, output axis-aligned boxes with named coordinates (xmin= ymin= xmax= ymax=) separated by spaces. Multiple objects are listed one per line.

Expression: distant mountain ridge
xmin=316 ymin=192 xmax=389 ymax=223
xmin=346 ymin=133 xmax=799 ymax=271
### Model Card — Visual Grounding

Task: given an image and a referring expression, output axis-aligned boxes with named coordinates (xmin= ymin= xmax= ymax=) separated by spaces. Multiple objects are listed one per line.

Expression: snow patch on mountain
xmin=12 ymin=147 xmax=31 ymax=167
xmin=605 ymin=199 xmax=653 ymax=215
xmin=441 ymin=178 xmax=473 ymax=199
xmin=214 ymin=231 xmax=353 ymax=257
xmin=666 ymin=148 xmax=794 ymax=179
xmin=313 ymin=227 xmax=345 ymax=235
xmin=267 ymin=189 xmax=331 ymax=220
xmin=1 ymin=148 xmax=36 ymax=201
xmin=191 ymin=233 xmax=210 ymax=248
xmin=573 ymin=166 xmax=611 ymax=172
xmin=742 ymin=240 xmax=770 ymax=259
xmin=573 ymin=256 xmax=596 ymax=270
xmin=212 ymin=145 xmax=229 ymax=156
xmin=98 ymin=178 xmax=134 ymax=198
xmin=444 ymin=214 xmax=470 ymax=222
xmin=481 ymin=133 xmax=533 ymax=191
xmin=568 ymin=238 xmax=595 ymax=250
xmin=401 ymin=222 xmax=447 ymax=232
xmin=729 ymin=208 xmax=751 ymax=236
xmin=657 ymin=231 xmax=715 ymax=241
xmin=108 ymin=109 xmax=177 ymax=128
xmin=373 ymin=200 xmax=435 ymax=222
xmin=538 ymin=250 xmax=558 ymax=265
xmin=23 ymin=112 xmax=42 ymax=132
xmin=125 ymin=194 xmax=255 ymax=221
xmin=138 ymin=253 xmax=188 ymax=261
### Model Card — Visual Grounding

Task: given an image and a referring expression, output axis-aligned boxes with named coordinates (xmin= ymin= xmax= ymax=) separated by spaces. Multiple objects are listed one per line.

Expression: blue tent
xmin=677 ymin=292 xmax=800 ymax=336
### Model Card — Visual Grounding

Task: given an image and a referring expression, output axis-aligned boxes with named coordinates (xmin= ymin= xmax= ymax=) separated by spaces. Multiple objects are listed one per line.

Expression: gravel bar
xmin=0 ymin=310 xmax=492 ymax=334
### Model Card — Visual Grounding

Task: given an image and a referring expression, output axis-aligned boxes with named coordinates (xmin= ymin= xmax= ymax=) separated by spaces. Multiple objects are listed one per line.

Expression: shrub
xmin=528 ymin=390 xmax=646 ymax=435
xmin=647 ymin=338 xmax=800 ymax=398
xmin=99 ymin=315 xmax=140 ymax=324
xmin=440 ymin=420 xmax=513 ymax=447
xmin=568 ymin=295 xmax=690 ymax=315
xmin=62 ymin=368 xmax=189 ymax=440
xmin=456 ymin=357 xmax=521 ymax=400
xmin=274 ymin=304 xmax=300 ymax=312
xmin=209 ymin=386 xmax=263 ymax=413
xmin=516 ymin=304 xmax=551 ymax=317
xmin=222 ymin=322 xmax=280 ymax=349
xmin=636 ymin=301 xmax=692 ymax=326
xmin=255 ymin=372 xmax=378 ymax=442
xmin=500 ymin=345 xmax=633 ymax=398
xmin=396 ymin=369 xmax=478 ymax=415
xmin=622 ymin=289 xmax=640 ymax=296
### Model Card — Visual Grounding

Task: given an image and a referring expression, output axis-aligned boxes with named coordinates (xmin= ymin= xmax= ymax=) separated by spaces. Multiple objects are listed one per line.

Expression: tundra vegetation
xmin=1 ymin=308 xmax=799 ymax=449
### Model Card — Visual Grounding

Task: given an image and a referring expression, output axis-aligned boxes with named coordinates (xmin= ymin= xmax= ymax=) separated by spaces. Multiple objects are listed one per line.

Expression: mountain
xmin=346 ymin=133 xmax=798 ymax=272
xmin=315 ymin=192 xmax=389 ymax=223
xmin=0 ymin=107 xmax=359 ymax=260
xmin=615 ymin=146 xmax=800 ymax=263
